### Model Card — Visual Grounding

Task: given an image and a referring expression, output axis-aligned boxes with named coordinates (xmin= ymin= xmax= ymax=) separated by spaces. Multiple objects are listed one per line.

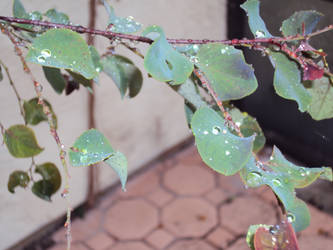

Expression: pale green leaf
xmin=44 ymin=8 xmax=70 ymax=25
xmin=4 ymin=124 xmax=44 ymax=158
xmin=143 ymin=26 xmax=193 ymax=84
xmin=270 ymin=52 xmax=311 ymax=112
xmin=197 ymin=44 xmax=258 ymax=101
xmin=191 ymin=107 xmax=254 ymax=176
xmin=286 ymin=198 xmax=310 ymax=232
xmin=105 ymin=151 xmax=127 ymax=190
xmin=241 ymin=0 xmax=273 ymax=38
xmin=26 ymin=29 xmax=97 ymax=79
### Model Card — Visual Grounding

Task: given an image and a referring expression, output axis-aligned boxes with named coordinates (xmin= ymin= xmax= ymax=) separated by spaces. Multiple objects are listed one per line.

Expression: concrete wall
xmin=0 ymin=0 xmax=227 ymax=249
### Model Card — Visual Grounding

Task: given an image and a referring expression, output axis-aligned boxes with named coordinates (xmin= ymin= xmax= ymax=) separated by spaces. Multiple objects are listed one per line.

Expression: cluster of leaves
xmin=1 ymin=0 xmax=333 ymax=248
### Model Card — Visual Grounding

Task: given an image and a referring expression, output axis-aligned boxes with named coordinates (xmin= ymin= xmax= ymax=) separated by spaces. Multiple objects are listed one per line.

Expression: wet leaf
xmin=89 ymin=46 xmax=103 ymax=83
xmin=173 ymin=79 xmax=207 ymax=109
xmin=281 ymin=11 xmax=323 ymax=37
xmin=197 ymin=44 xmax=258 ymax=101
xmin=241 ymin=0 xmax=273 ymax=38
xmin=191 ymin=107 xmax=254 ymax=176
xmin=229 ymin=107 xmax=265 ymax=153
xmin=143 ymin=26 xmax=193 ymax=84
xmin=286 ymin=198 xmax=310 ymax=232
xmin=101 ymin=55 xmax=143 ymax=98
xmin=105 ymin=151 xmax=128 ymax=190
xmin=42 ymin=66 xmax=66 ymax=94
xmin=13 ymin=0 xmax=42 ymax=31
xmin=307 ymin=76 xmax=333 ymax=120
xmin=69 ymin=129 xmax=114 ymax=166
xmin=8 ymin=170 xmax=30 ymax=193
xmin=32 ymin=180 xmax=54 ymax=201
xmin=4 ymin=124 xmax=44 ymax=158
xmin=103 ymin=1 xmax=141 ymax=34
xmin=44 ymin=8 xmax=70 ymax=24
xmin=270 ymin=52 xmax=311 ymax=112
xmin=23 ymin=97 xmax=57 ymax=128
xmin=35 ymin=162 xmax=61 ymax=194
xmin=67 ymin=70 xmax=92 ymax=90
xmin=13 ymin=0 xmax=26 ymax=18
xmin=26 ymin=29 xmax=97 ymax=79
xmin=268 ymin=146 xmax=332 ymax=188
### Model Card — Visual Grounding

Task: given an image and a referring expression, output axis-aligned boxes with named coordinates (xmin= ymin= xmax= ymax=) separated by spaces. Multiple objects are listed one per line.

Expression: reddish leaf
xmin=254 ymin=220 xmax=299 ymax=250
xmin=303 ymin=63 xmax=324 ymax=81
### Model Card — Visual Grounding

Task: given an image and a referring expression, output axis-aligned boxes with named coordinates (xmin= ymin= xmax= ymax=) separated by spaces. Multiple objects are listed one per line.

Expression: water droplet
xmin=225 ymin=150 xmax=230 ymax=156
xmin=299 ymin=167 xmax=307 ymax=176
xmin=212 ymin=126 xmax=221 ymax=135
xmin=272 ymin=178 xmax=282 ymax=186
xmin=221 ymin=48 xmax=226 ymax=54
xmin=41 ymin=49 xmax=51 ymax=58
xmin=203 ymin=130 xmax=209 ymax=135
xmin=225 ymin=140 xmax=229 ymax=144
xmin=270 ymin=156 xmax=274 ymax=161
xmin=246 ymin=171 xmax=262 ymax=187
xmin=82 ymin=148 xmax=88 ymax=154
xmin=190 ymin=56 xmax=198 ymax=64
xmin=209 ymin=157 xmax=212 ymax=161
xmin=222 ymin=129 xmax=227 ymax=134
xmin=96 ymin=67 xmax=101 ymax=73
xmin=235 ymin=122 xmax=241 ymax=127
xmin=255 ymin=30 xmax=265 ymax=38
xmin=269 ymin=225 xmax=280 ymax=235
xmin=192 ymin=44 xmax=199 ymax=53
xmin=60 ymin=144 xmax=65 ymax=150
xmin=37 ymin=55 xmax=46 ymax=63
xmin=287 ymin=213 xmax=296 ymax=223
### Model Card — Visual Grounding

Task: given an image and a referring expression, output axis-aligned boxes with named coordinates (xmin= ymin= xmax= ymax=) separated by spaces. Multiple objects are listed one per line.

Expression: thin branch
xmin=0 ymin=16 xmax=332 ymax=45
xmin=193 ymin=68 xmax=243 ymax=137
xmin=0 ymin=59 xmax=25 ymax=120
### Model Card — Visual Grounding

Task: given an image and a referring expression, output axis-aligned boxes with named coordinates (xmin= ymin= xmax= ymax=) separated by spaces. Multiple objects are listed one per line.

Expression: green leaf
xmin=268 ymin=146 xmax=332 ymax=188
xmin=32 ymin=180 xmax=54 ymax=201
xmin=173 ymin=79 xmax=208 ymax=109
xmin=44 ymin=9 xmax=70 ymax=24
xmin=184 ymin=102 xmax=195 ymax=126
xmin=307 ymin=76 xmax=333 ymax=120
xmin=26 ymin=29 xmax=97 ymax=79
xmin=23 ymin=98 xmax=57 ymax=129
xmin=13 ymin=0 xmax=42 ymax=31
xmin=67 ymin=70 xmax=92 ymax=90
xmin=8 ymin=170 xmax=30 ymax=193
xmin=89 ymin=46 xmax=103 ymax=83
xmin=240 ymin=0 xmax=273 ymax=38
xmin=69 ymin=129 xmax=114 ymax=166
xmin=4 ymin=124 xmax=44 ymax=158
xmin=13 ymin=0 xmax=26 ymax=18
xmin=0 ymin=65 xmax=3 ymax=81
xmin=229 ymin=108 xmax=265 ymax=153
xmin=281 ymin=11 xmax=323 ymax=37
xmin=35 ymin=162 xmax=61 ymax=194
xmin=105 ymin=151 xmax=128 ymax=190
xmin=197 ymin=44 xmax=258 ymax=101
xmin=270 ymin=52 xmax=312 ymax=112
xmin=286 ymin=198 xmax=310 ymax=232
xmin=143 ymin=26 xmax=194 ymax=84
xmin=191 ymin=107 xmax=254 ymax=176
xmin=101 ymin=55 xmax=143 ymax=98
xmin=103 ymin=1 xmax=141 ymax=34
xmin=42 ymin=67 xmax=66 ymax=94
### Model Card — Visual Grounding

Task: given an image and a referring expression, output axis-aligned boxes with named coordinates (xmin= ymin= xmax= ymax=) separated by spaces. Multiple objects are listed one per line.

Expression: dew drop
xmin=203 ymin=130 xmax=209 ymax=135
xmin=255 ymin=30 xmax=266 ymax=38
xmin=272 ymin=178 xmax=282 ymax=186
xmin=287 ymin=213 xmax=296 ymax=223
xmin=299 ymin=167 xmax=306 ymax=176
xmin=225 ymin=140 xmax=229 ymax=144
xmin=212 ymin=126 xmax=221 ymax=135
xmin=270 ymin=156 xmax=274 ymax=161
xmin=221 ymin=48 xmax=226 ymax=54
xmin=222 ymin=129 xmax=227 ymax=134
xmin=225 ymin=150 xmax=230 ymax=156
xmin=192 ymin=44 xmax=199 ymax=53
xmin=37 ymin=55 xmax=46 ymax=63
xmin=246 ymin=171 xmax=262 ymax=187
xmin=41 ymin=49 xmax=51 ymax=58
xmin=96 ymin=67 xmax=101 ymax=73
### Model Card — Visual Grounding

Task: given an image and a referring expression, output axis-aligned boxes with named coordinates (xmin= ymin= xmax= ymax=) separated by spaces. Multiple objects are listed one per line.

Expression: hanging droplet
xmin=287 ymin=213 xmax=296 ymax=223
xmin=41 ymin=49 xmax=51 ymax=58
xmin=299 ymin=167 xmax=307 ymax=177
xmin=192 ymin=44 xmax=199 ymax=53
xmin=272 ymin=178 xmax=282 ymax=186
xmin=255 ymin=30 xmax=265 ymax=38
xmin=37 ymin=55 xmax=46 ymax=63
xmin=212 ymin=126 xmax=221 ymax=135
xmin=246 ymin=171 xmax=262 ymax=187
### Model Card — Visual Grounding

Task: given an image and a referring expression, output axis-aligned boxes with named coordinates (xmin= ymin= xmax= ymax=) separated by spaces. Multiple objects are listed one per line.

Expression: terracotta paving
xmin=49 ymin=146 xmax=333 ymax=250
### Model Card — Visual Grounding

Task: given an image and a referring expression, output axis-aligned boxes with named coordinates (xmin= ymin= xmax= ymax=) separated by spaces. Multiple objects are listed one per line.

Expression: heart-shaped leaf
xmin=4 ymin=124 xmax=43 ymax=158
xmin=8 ymin=170 xmax=30 ymax=193
xmin=32 ymin=180 xmax=54 ymax=201
xmin=35 ymin=162 xmax=61 ymax=194
xmin=269 ymin=52 xmax=312 ymax=112
xmin=23 ymin=98 xmax=57 ymax=128
xmin=143 ymin=26 xmax=193 ymax=84
xmin=197 ymin=44 xmax=258 ymax=101
xmin=191 ymin=107 xmax=254 ymax=176
xmin=26 ymin=29 xmax=97 ymax=79
xmin=69 ymin=129 xmax=114 ymax=166
xmin=241 ymin=0 xmax=273 ymax=38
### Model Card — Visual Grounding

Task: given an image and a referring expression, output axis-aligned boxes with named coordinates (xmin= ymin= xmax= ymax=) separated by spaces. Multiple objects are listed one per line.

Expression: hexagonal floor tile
xmin=220 ymin=196 xmax=276 ymax=235
xmin=104 ymin=199 xmax=158 ymax=240
xmin=226 ymin=238 xmax=249 ymax=250
xmin=111 ymin=242 xmax=152 ymax=250
xmin=166 ymin=239 xmax=217 ymax=250
xmin=162 ymin=198 xmax=217 ymax=237
xmin=163 ymin=162 xmax=215 ymax=195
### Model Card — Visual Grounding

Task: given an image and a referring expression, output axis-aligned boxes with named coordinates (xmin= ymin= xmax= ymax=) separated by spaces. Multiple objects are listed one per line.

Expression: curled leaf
xmin=8 ymin=170 xmax=30 ymax=193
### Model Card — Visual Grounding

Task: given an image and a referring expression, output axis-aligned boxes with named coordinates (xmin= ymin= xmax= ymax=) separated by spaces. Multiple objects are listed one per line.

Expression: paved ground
xmin=49 ymin=146 xmax=333 ymax=250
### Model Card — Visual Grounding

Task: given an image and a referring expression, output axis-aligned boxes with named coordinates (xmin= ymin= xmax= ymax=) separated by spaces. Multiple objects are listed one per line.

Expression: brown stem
xmin=86 ymin=0 xmax=98 ymax=209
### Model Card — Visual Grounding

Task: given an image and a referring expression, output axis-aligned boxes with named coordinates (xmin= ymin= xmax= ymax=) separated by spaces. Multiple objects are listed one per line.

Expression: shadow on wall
xmin=228 ymin=0 xmax=333 ymax=166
